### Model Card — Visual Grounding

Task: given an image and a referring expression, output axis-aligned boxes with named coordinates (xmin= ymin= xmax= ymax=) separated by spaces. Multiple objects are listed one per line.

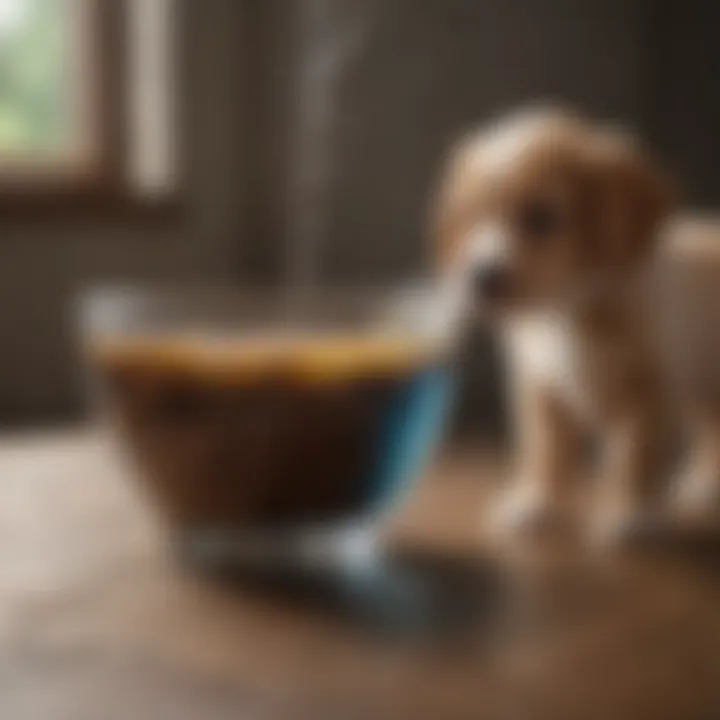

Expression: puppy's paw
xmin=671 ymin=461 xmax=720 ymax=519
xmin=587 ymin=498 xmax=655 ymax=549
xmin=486 ymin=482 xmax=557 ymax=538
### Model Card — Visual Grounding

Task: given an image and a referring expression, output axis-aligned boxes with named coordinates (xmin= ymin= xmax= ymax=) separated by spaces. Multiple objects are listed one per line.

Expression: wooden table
xmin=1 ymin=430 xmax=719 ymax=719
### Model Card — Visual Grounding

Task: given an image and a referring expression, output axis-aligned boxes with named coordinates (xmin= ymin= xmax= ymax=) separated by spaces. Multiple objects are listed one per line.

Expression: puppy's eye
xmin=517 ymin=199 xmax=562 ymax=240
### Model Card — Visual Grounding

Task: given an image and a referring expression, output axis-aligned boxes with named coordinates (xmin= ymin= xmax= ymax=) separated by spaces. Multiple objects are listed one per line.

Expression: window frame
xmin=0 ymin=0 xmax=181 ymax=218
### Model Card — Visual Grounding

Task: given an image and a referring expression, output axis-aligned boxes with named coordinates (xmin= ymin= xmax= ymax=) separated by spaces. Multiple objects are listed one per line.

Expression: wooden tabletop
xmin=1 ymin=429 xmax=719 ymax=719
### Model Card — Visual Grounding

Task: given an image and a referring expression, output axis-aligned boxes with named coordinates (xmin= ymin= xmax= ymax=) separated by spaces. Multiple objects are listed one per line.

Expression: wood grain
xmin=0 ymin=430 xmax=718 ymax=719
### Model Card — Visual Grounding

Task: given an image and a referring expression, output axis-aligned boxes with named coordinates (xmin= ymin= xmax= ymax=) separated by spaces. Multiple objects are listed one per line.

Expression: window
xmin=0 ymin=0 xmax=177 ymax=204
xmin=0 ymin=0 xmax=94 ymax=179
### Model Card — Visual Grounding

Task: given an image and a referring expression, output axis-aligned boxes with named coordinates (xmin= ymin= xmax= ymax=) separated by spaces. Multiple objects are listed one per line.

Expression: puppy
xmin=433 ymin=108 xmax=720 ymax=544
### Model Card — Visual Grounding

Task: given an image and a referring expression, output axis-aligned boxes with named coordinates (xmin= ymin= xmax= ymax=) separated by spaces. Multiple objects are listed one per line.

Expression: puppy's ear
xmin=588 ymin=130 xmax=675 ymax=270
xmin=430 ymin=134 xmax=481 ymax=271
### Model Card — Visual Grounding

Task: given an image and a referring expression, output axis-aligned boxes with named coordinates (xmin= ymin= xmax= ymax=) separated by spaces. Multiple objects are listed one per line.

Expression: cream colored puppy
xmin=434 ymin=108 xmax=720 ymax=544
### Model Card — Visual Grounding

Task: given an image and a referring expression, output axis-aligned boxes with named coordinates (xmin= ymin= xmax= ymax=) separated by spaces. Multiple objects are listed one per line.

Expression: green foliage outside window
xmin=0 ymin=0 xmax=71 ymax=156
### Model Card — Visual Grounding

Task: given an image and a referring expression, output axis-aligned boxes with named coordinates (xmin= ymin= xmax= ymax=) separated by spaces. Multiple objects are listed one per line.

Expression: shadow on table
xmin=182 ymin=545 xmax=507 ymax=645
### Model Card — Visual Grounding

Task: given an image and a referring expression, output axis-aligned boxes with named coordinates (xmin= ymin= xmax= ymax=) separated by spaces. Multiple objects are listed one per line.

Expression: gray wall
xmin=644 ymin=1 xmax=720 ymax=208
xmin=2 ymin=0 xmax=715 ymax=424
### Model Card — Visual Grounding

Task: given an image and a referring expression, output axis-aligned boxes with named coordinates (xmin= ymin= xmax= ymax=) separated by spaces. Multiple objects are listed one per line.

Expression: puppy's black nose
xmin=473 ymin=266 xmax=510 ymax=301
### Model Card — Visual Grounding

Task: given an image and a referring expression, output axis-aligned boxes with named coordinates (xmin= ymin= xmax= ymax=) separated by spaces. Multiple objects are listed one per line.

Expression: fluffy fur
xmin=434 ymin=108 xmax=720 ymax=544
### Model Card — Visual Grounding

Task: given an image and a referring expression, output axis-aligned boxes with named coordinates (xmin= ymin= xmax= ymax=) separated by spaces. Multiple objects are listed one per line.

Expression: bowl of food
xmin=80 ymin=285 xmax=455 ymax=569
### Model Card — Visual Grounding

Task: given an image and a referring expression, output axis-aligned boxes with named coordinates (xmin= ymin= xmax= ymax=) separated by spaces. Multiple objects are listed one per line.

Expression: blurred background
xmin=0 ymin=0 xmax=718 ymax=430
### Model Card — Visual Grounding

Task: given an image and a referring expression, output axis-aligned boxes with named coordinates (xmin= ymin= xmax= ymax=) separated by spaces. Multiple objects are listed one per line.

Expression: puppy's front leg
xmin=489 ymin=379 xmax=577 ymax=535
xmin=592 ymin=408 xmax=668 ymax=545
xmin=673 ymin=407 xmax=720 ymax=517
